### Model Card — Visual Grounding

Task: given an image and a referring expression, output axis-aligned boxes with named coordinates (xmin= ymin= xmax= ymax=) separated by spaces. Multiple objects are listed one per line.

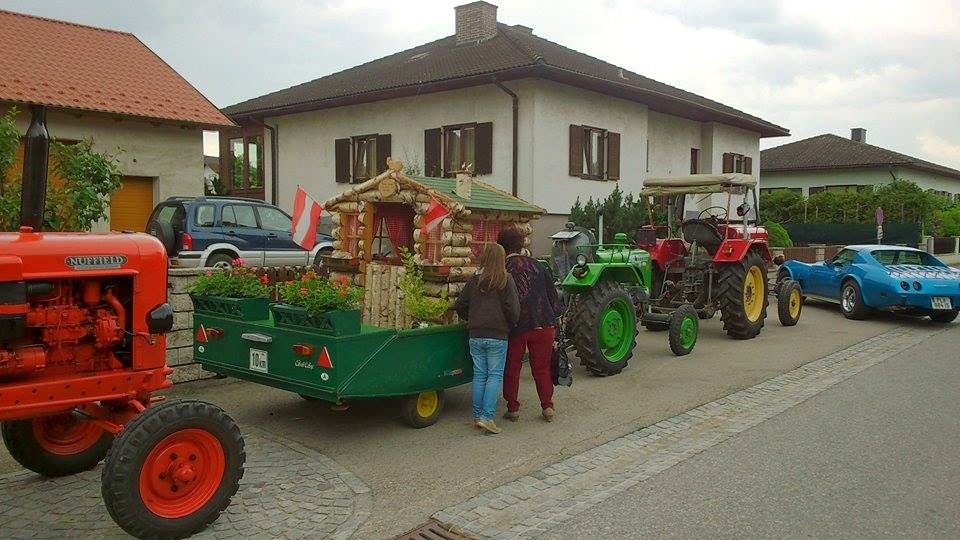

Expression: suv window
xmin=195 ymin=205 xmax=216 ymax=228
xmin=257 ymin=206 xmax=292 ymax=232
xmin=222 ymin=205 xmax=258 ymax=228
xmin=154 ymin=204 xmax=186 ymax=232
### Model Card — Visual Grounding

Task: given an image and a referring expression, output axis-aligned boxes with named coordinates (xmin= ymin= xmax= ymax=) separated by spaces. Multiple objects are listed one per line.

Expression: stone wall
xmin=167 ymin=268 xmax=217 ymax=383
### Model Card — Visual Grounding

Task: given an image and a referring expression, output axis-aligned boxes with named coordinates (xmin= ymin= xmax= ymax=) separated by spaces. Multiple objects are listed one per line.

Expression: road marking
xmin=433 ymin=324 xmax=950 ymax=539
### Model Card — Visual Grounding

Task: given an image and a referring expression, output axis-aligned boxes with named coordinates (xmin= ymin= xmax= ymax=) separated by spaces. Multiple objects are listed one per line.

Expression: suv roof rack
xmin=164 ymin=195 xmax=269 ymax=204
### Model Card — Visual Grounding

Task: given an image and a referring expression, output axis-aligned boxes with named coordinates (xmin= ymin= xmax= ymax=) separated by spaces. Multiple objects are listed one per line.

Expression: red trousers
xmin=503 ymin=326 xmax=556 ymax=413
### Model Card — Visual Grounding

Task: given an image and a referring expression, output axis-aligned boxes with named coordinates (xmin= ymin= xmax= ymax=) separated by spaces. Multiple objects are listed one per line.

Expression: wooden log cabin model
xmin=323 ymin=158 xmax=545 ymax=328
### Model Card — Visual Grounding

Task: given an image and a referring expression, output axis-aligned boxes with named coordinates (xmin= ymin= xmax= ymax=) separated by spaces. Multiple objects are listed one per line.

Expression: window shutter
xmin=722 ymin=152 xmax=734 ymax=174
xmin=376 ymin=134 xmax=391 ymax=174
xmin=424 ymin=128 xmax=441 ymax=177
xmin=569 ymin=124 xmax=583 ymax=176
xmin=743 ymin=156 xmax=753 ymax=175
xmin=335 ymin=138 xmax=351 ymax=183
xmin=606 ymin=131 xmax=620 ymax=181
xmin=474 ymin=122 xmax=493 ymax=175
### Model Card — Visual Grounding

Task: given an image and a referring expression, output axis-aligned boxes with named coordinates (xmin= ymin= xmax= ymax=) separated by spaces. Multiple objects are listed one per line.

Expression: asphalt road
xmin=544 ymin=321 xmax=960 ymax=539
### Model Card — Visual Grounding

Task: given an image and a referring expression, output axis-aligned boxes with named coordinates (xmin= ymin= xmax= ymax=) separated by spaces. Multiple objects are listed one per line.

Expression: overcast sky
xmin=3 ymin=0 xmax=958 ymax=168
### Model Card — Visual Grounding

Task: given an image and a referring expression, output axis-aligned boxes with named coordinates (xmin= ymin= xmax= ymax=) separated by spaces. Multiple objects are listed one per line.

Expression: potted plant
xmin=399 ymin=249 xmax=451 ymax=328
xmin=188 ymin=258 xmax=271 ymax=320
xmin=273 ymin=270 xmax=364 ymax=335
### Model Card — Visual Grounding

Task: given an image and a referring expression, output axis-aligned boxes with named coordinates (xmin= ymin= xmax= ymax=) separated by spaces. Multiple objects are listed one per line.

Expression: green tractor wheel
xmin=572 ymin=281 xmax=637 ymax=376
xmin=668 ymin=304 xmax=699 ymax=356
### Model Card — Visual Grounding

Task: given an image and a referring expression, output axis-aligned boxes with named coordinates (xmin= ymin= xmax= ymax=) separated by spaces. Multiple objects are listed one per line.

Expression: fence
xmin=781 ymin=245 xmax=843 ymax=263
xmin=932 ymin=237 xmax=959 ymax=255
xmin=783 ymin=223 xmax=920 ymax=246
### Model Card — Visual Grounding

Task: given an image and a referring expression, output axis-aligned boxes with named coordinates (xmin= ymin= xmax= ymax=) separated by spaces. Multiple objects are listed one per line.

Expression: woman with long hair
xmin=453 ymin=243 xmax=519 ymax=434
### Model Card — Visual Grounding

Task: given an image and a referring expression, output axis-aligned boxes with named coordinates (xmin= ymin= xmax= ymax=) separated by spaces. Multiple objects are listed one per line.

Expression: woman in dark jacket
xmin=497 ymin=228 xmax=560 ymax=422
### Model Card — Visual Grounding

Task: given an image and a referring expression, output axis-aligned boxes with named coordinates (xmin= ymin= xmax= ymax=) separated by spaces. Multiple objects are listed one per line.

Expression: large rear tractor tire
xmin=777 ymin=279 xmax=803 ymax=326
xmin=717 ymin=251 xmax=769 ymax=339
xmin=102 ymin=400 xmax=245 ymax=539
xmin=572 ymin=281 xmax=637 ymax=376
xmin=1 ymin=413 xmax=113 ymax=477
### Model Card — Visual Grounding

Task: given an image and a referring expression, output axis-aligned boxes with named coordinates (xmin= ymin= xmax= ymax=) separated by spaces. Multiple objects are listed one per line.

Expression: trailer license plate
xmin=249 ymin=349 xmax=268 ymax=373
xmin=931 ymin=297 xmax=952 ymax=310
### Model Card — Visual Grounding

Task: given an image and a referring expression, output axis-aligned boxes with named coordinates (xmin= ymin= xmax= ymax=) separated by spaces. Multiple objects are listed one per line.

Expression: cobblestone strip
xmin=0 ymin=426 xmax=371 ymax=539
xmin=434 ymin=325 xmax=947 ymax=539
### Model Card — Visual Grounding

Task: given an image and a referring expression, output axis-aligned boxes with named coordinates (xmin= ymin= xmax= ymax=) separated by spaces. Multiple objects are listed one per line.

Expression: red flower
xmin=339 ymin=287 xmax=349 ymax=297
xmin=260 ymin=274 xmax=270 ymax=285
xmin=231 ymin=257 xmax=246 ymax=267
xmin=299 ymin=287 xmax=309 ymax=296
xmin=205 ymin=270 xmax=213 ymax=277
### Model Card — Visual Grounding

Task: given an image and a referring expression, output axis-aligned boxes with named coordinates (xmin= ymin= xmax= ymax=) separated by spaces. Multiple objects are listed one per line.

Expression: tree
xmin=0 ymin=108 xmax=122 ymax=231
xmin=569 ymin=186 xmax=666 ymax=239
xmin=759 ymin=189 xmax=805 ymax=223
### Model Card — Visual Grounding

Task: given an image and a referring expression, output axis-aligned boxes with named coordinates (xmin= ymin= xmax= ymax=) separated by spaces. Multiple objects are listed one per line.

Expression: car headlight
xmin=576 ymin=254 xmax=587 ymax=266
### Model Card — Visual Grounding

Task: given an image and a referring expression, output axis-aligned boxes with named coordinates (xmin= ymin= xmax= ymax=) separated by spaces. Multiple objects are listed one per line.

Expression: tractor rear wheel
xmin=717 ymin=251 xmax=769 ymax=339
xmin=572 ymin=281 xmax=637 ymax=376
xmin=1 ymin=413 xmax=113 ymax=477
xmin=102 ymin=399 xmax=244 ymax=539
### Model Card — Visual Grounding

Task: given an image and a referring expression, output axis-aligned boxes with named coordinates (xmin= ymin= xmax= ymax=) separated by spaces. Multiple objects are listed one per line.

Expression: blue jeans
xmin=469 ymin=338 xmax=508 ymax=421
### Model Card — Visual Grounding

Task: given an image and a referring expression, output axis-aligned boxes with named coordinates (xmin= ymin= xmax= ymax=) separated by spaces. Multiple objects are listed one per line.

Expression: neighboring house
xmin=203 ymin=155 xmax=221 ymax=193
xmin=761 ymin=128 xmax=960 ymax=202
xmin=0 ymin=9 xmax=233 ymax=232
xmin=220 ymin=1 xmax=788 ymax=253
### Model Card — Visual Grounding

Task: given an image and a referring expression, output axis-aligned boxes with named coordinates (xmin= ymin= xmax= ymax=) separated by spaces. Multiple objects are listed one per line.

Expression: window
xmin=568 ymin=125 xmax=620 ymax=180
xmin=722 ymin=153 xmax=753 ymax=174
xmin=341 ymin=213 xmax=361 ymax=257
xmin=335 ymin=134 xmax=391 ymax=183
xmin=195 ymin=205 xmax=215 ymax=227
xmin=825 ymin=185 xmax=858 ymax=193
xmin=421 ymin=226 xmax=443 ymax=264
xmin=230 ymin=138 xmax=244 ymax=188
xmin=690 ymin=148 xmax=700 ymax=174
xmin=423 ymin=123 xmax=492 ymax=177
xmin=257 ymin=206 xmax=292 ymax=232
xmin=154 ymin=204 xmax=186 ymax=232
xmin=247 ymin=138 xmax=262 ymax=187
xmin=228 ymin=135 xmax=264 ymax=192
xmin=760 ymin=187 xmax=802 ymax=196
xmin=831 ymin=249 xmax=857 ymax=266
xmin=470 ymin=220 xmax=505 ymax=260
xmin=222 ymin=205 xmax=257 ymax=228
xmin=370 ymin=204 xmax=413 ymax=262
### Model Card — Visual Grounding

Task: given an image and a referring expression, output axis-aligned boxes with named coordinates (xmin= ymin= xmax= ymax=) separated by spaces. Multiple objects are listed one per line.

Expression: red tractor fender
xmin=712 ymin=239 xmax=773 ymax=264
xmin=645 ymin=238 xmax=688 ymax=271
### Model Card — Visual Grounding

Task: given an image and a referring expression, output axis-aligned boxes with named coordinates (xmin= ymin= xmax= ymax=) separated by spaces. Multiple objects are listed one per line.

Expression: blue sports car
xmin=779 ymin=245 xmax=960 ymax=322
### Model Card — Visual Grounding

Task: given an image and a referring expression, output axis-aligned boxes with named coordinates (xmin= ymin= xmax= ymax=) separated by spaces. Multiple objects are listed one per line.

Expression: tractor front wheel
xmin=1 ymin=413 xmax=113 ymax=477
xmin=668 ymin=305 xmax=699 ymax=356
xmin=777 ymin=279 xmax=803 ymax=326
xmin=572 ymin=281 xmax=637 ymax=376
xmin=102 ymin=399 xmax=244 ymax=539
xmin=717 ymin=251 xmax=769 ymax=339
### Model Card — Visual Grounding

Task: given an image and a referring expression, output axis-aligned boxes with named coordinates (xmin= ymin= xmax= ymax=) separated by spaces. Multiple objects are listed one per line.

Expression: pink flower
xmin=299 ymin=287 xmax=309 ymax=296
xmin=260 ymin=274 xmax=270 ymax=285
xmin=231 ymin=257 xmax=246 ymax=267
xmin=205 ymin=270 xmax=213 ymax=277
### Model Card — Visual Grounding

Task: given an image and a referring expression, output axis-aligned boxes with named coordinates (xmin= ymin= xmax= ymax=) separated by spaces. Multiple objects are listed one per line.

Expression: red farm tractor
xmin=0 ymin=106 xmax=244 ymax=538
xmin=637 ymin=174 xmax=800 ymax=339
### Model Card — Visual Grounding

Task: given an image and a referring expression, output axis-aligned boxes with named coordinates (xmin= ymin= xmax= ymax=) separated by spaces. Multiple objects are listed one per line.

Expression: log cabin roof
xmin=411 ymin=175 xmax=545 ymax=214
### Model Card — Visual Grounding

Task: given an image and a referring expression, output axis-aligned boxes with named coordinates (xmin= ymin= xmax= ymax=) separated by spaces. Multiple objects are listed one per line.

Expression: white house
xmin=221 ymin=1 xmax=788 ymax=253
xmin=761 ymin=128 xmax=960 ymax=202
xmin=0 ymin=9 xmax=233 ymax=232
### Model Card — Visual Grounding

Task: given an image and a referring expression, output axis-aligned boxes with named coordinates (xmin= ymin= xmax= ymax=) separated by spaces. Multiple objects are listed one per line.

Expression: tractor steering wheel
xmin=697 ymin=206 xmax=728 ymax=221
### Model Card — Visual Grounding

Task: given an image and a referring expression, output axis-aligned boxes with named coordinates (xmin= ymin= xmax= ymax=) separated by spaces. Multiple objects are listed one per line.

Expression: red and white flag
xmin=422 ymin=196 xmax=450 ymax=234
xmin=291 ymin=185 xmax=323 ymax=250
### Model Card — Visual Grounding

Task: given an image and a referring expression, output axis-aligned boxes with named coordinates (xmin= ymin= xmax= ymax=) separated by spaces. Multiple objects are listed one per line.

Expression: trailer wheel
xmin=777 ymin=279 xmax=803 ymax=326
xmin=401 ymin=390 xmax=444 ymax=428
xmin=1 ymin=413 xmax=112 ymax=477
xmin=668 ymin=305 xmax=698 ymax=356
xmin=102 ymin=400 xmax=244 ymax=539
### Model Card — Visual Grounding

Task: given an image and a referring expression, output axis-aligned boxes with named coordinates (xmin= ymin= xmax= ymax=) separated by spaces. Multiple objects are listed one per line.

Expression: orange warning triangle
xmin=195 ymin=324 xmax=208 ymax=343
xmin=317 ymin=346 xmax=333 ymax=369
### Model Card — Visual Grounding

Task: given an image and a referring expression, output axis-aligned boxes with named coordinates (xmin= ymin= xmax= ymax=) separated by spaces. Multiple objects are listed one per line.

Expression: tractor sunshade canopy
xmin=640 ymin=173 xmax=756 ymax=196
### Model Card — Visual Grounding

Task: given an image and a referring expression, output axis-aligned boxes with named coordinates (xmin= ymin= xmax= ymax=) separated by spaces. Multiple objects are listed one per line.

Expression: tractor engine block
xmin=0 ymin=279 xmax=129 ymax=377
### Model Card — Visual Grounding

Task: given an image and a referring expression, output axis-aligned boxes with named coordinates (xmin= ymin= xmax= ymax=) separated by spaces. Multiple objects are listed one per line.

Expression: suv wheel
xmin=206 ymin=253 xmax=235 ymax=269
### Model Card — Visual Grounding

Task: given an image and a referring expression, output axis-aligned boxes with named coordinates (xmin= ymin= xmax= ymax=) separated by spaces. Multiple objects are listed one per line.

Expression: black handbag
xmin=551 ymin=338 xmax=573 ymax=387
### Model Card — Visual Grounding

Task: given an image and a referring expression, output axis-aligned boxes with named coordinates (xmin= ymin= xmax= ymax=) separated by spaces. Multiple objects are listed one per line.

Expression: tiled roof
xmin=223 ymin=24 xmax=787 ymax=137
xmin=0 ymin=9 xmax=233 ymax=127
xmin=413 ymin=175 xmax=544 ymax=213
xmin=761 ymin=134 xmax=960 ymax=180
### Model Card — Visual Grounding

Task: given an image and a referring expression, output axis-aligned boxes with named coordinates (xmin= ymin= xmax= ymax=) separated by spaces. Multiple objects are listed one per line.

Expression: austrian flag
xmin=291 ymin=186 xmax=323 ymax=250
xmin=422 ymin=196 xmax=450 ymax=234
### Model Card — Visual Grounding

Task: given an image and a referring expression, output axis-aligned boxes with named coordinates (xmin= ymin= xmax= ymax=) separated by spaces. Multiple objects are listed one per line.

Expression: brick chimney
xmin=455 ymin=1 xmax=498 ymax=44
xmin=851 ymin=127 xmax=867 ymax=143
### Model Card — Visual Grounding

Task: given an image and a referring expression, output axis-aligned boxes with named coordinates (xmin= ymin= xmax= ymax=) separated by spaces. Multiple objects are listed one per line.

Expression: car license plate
xmin=249 ymin=349 xmax=268 ymax=373
xmin=931 ymin=297 xmax=952 ymax=310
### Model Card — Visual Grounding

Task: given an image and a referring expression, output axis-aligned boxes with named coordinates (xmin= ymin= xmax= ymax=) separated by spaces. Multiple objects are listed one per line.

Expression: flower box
xmin=190 ymin=295 xmax=270 ymax=320
xmin=270 ymin=304 xmax=361 ymax=336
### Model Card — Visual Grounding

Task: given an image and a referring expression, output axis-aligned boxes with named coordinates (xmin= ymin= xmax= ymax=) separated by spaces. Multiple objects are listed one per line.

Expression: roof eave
xmin=2 ymin=98 xmax=236 ymax=129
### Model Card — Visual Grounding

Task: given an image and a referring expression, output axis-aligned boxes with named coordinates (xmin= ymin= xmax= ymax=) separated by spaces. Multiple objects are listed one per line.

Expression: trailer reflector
xmin=292 ymin=344 xmax=314 ymax=356
xmin=317 ymin=347 xmax=333 ymax=369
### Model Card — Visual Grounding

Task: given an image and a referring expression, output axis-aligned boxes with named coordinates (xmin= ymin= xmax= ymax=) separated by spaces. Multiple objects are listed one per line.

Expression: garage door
xmin=110 ymin=176 xmax=154 ymax=232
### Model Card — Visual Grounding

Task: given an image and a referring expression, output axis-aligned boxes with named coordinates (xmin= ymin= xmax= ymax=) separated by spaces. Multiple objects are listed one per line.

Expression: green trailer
xmin=192 ymin=307 xmax=472 ymax=428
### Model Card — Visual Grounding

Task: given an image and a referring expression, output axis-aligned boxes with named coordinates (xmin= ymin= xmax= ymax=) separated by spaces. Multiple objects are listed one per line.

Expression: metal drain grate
xmin=394 ymin=520 xmax=477 ymax=540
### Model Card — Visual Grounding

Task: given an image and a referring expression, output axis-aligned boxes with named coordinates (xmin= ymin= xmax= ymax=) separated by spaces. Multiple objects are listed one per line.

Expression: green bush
xmin=189 ymin=260 xmax=271 ymax=298
xmin=763 ymin=220 xmax=793 ymax=247
xmin=277 ymin=269 xmax=364 ymax=314
xmin=399 ymin=248 xmax=450 ymax=325
xmin=569 ymin=185 xmax=666 ymax=239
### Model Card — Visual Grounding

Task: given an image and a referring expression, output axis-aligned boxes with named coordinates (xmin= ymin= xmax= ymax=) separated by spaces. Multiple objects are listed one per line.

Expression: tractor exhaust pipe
xmin=20 ymin=105 xmax=49 ymax=231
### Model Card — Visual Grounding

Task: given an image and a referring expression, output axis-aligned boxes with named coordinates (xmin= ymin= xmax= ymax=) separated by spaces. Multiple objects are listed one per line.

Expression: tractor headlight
xmin=576 ymin=254 xmax=587 ymax=266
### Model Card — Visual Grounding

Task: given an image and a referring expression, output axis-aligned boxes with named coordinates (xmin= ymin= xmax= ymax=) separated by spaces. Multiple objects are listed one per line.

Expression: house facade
xmin=761 ymin=129 xmax=960 ymax=202
xmin=0 ymin=9 xmax=233 ymax=232
xmin=222 ymin=2 xmax=787 ymax=254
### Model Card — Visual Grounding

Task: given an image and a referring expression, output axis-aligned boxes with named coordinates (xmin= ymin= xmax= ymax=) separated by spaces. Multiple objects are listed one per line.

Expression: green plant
xmin=762 ymin=220 xmax=793 ymax=247
xmin=569 ymin=185 xmax=666 ymax=240
xmin=399 ymin=248 xmax=450 ymax=324
xmin=759 ymin=189 xmax=805 ymax=224
xmin=277 ymin=270 xmax=364 ymax=315
xmin=205 ymin=173 xmax=225 ymax=196
xmin=189 ymin=259 xmax=271 ymax=298
xmin=0 ymin=107 xmax=19 ymax=183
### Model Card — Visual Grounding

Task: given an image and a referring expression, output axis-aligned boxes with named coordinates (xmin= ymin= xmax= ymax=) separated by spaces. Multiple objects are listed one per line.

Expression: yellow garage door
xmin=110 ymin=176 xmax=155 ymax=232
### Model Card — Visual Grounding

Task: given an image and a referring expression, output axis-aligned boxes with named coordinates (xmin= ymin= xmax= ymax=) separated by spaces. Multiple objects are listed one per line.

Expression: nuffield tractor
xmin=550 ymin=174 xmax=803 ymax=374
xmin=1 ymin=106 xmax=244 ymax=538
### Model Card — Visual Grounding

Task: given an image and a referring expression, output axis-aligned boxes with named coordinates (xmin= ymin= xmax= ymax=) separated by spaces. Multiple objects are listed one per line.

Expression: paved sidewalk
xmin=0 ymin=427 xmax=371 ymax=539
xmin=433 ymin=324 xmax=951 ymax=539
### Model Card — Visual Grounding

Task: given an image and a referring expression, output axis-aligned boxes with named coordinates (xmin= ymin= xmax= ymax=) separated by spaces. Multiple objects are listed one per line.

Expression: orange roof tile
xmin=0 ymin=9 xmax=233 ymax=128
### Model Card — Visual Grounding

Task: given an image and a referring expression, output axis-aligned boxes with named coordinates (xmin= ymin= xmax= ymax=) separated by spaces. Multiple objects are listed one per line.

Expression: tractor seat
xmin=681 ymin=219 xmax=724 ymax=254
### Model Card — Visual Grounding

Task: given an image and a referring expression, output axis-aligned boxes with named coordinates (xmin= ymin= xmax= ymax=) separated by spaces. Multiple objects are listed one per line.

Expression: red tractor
xmin=1 ymin=106 xmax=244 ymax=538
xmin=637 ymin=174 xmax=793 ymax=339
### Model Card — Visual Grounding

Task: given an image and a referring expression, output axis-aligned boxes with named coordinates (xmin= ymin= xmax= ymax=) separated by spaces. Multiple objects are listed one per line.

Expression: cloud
xmin=917 ymin=134 xmax=960 ymax=169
